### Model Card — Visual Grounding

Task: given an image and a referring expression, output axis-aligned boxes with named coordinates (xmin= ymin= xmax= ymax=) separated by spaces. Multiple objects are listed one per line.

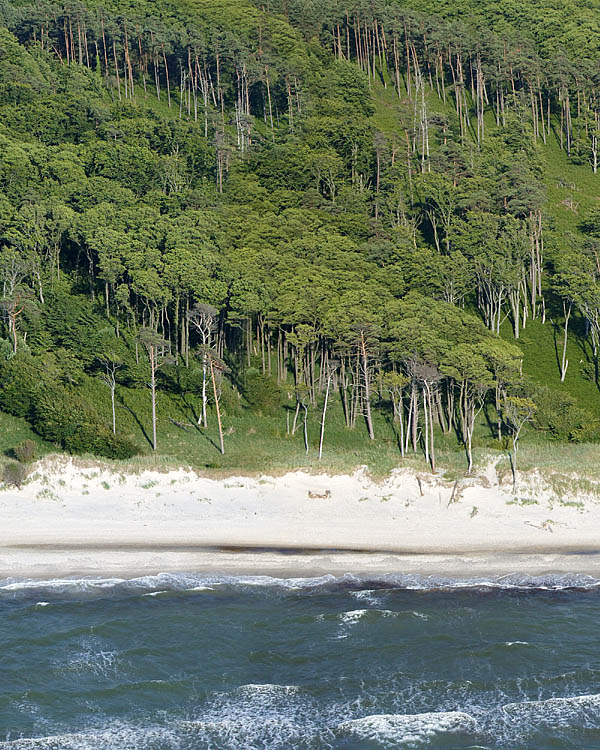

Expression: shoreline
xmin=2 ymin=458 xmax=600 ymax=579
xmin=5 ymin=545 xmax=600 ymax=582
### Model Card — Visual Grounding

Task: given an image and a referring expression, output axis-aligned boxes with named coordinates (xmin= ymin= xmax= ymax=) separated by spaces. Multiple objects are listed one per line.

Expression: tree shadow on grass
xmin=116 ymin=393 xmax=153 ymax=449
xmin=551 ymin=321 xmax=563 ymax=378
xmin=482 ymin=403 xmax=499 ymax=440
xmin=382 ymin=409 xmax=404 ymax=455
xmin=569 ymin=318 xmax=600 ymax=393
xmin=195 ymin=426 xmax=221 ymax=454
xmin=180 ymin=392 xmax=200 ymax=424
xmin=186 ymin=401 xmax=225 ymax=453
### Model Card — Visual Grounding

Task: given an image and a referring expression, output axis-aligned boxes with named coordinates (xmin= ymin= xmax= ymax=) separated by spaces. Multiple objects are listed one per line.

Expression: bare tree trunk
xmin=265 ymin=67 xmax=274 ymax=141
xmin=511 ymin=436 xmax=518 ymax=492
xmin=561 ymin=300 xmax=572 ymax=382
xmin=111 ymin=382 xmax=116 ymax=434
xmin=200 ymin=356 xmax=208 ymax=426
xmin=292 ymin=401 xmax=300 ymax=435
xmin=423 ymin=386 xmax=430 ymax=466
xmin=9 ymin=311 xmax=18 ymax=353
xmin=303 ymin=403 xmax=309 ymax=454
xmin=398 ymin=401 xmax=405 ymax=457
xmin=424 ymin=382 xmax=436 ymax=471
xmin=428 ymin=388 xmax=435 ymax=471
xmin=162 ymin=44 xmax=171 ymax=106
xmin=113 ymin=41 xmax=121 ymax=101
xmin=360 ymin=331 xmax=375 ymax=440
xmin=411 ymin=385 xmax=419 ymax=452
xmin=150 ymin=347 xmax=157 ymax=451
xmin=318 ymin=371 xmax=332 ymax=460
xmin=210 ymin=357 xmax=224 ymax=454
xmin=466 ymin=428 xmax=473 ymax=473
xmin=405 ymin=387 xmax=413 ymax=454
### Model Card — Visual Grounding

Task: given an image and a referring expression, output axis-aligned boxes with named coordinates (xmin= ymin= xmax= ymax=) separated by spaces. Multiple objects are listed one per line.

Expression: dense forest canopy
xmin=0 ymin=0 xmax=599 ymax=472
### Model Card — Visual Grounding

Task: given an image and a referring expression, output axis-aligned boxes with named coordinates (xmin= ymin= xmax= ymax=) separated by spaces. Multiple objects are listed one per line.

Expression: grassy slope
xmin=372 ymin=75 xmax=600 ymax=415
xmin=505 ymin=130 xmax=600 ymax=417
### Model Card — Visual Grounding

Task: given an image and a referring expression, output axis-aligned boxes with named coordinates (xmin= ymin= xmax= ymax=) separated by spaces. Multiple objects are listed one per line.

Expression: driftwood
xmin=447 ymin=480 xmax=459 ymax=506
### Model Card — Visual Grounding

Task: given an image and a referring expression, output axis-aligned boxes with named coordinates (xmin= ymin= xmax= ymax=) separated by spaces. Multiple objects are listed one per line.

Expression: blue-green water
xmin=2 ymin=573 xmax=600 ymax=749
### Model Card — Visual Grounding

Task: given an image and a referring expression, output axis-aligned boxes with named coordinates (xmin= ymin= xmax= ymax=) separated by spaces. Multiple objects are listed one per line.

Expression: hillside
xmin=0 ymin=0 xmax=599 ymax=478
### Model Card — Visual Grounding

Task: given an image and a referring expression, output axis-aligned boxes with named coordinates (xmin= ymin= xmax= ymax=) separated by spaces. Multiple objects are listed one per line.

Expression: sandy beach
xmin=1 ymin=457 xmax=600 ymax=579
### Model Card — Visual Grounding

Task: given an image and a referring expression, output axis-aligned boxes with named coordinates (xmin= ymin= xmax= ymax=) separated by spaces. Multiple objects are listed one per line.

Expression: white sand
xmin=1 ymin=457 xmax=600 ymax=578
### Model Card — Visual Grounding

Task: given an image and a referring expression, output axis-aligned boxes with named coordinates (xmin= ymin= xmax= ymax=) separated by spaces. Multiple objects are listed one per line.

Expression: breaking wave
xmin=3 ymin=571 xmax=600 ymax=601
xmin=502 ymin=693 xmax=600 ymax=728
xmin=0 ymin=726 xmax=180 ymax=750
xmin=5 ymin=690 xmax=600 ymax=749
xmin=338 ymin=711 xmax=480 ymax=747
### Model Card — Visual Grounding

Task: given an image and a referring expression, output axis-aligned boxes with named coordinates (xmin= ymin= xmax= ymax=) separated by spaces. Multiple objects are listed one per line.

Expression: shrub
xmin=162 ymin=362 xmax=201 ymax=395
xmin=13 ymin=439 xmax=36 ymax=463
xmin=0 ymin=359 xmax=141 ymax=461
xmin=0 ymin=355 xmax=40 ymax=418
xmin=64 ymin=424 xmax=139 ymax=459
xmin=568 ymin=417 xmax=600 ymax=443
xmin=217 ymin=381 xmax=242 ymax=417
xmin=532 ymin=384 xmax=600 ymax=442
xmin=3 ymin=462 xmax=29 ymax=488
xmin=33 ymin=386 xmax=139 ymax=459
xmin=122 ymin=360 xmax=150 ymax=389
xmin=243 ymin=369 xmax=281 ymax=415
xmin=32 ymin=386 xmax=90 ymax=445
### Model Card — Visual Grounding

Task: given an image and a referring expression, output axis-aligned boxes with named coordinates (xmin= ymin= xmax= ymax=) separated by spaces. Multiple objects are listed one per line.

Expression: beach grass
xmin=3 ymin=377 xmax=600 ymax=483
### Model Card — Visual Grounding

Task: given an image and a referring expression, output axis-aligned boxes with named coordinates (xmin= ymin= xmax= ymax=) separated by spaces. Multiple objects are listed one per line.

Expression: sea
xmin=2 ymin=571 xmax=600 ymax=749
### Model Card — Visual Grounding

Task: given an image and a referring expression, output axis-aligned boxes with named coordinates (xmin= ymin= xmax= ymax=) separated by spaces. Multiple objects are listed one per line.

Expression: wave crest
xmin=503 ymin=693 xmax=600 ymax=728
xmin=3 ymin=571 xmax=600 ymax=601
xmin=338 ymin=711 xmax=480 ymax=747
xmin=0 ymin=726 xmax=179 ymax=750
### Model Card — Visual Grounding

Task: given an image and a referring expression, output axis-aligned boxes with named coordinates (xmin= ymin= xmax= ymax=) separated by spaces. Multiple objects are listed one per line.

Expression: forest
xmin=0 ymin=0 xmax=600 ymax=477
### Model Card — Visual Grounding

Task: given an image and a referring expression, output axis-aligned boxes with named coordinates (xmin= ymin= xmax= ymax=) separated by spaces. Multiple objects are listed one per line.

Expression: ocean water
xmin=2 ymin=573 xmax=600 ymax=749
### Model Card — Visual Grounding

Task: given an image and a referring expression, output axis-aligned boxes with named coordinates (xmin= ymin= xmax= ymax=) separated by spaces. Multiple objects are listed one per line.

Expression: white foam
xmin=237 ymin=683 xmax=299 ymax=693
xmin=3 ymin=571 xmax=600 ymax=597
xmin=0 ymin=577 xmax=125 ymax=592
xmin=177 ymin=683 xmax=321 ymax=748
xmin=0 ymin=725 xmax=179 ymax=749
xmin=59 ymin=645 xmax=119 ymax=678
xmin=503 ymin=693 xmax=600 ymax=727
xmin=339 ymin=609 xmax=368 ymax=625
xmin=0 ymin=734 xmax=88 ymax=749
xmin=351 ymin=588 xmax=384 ymax=606
xmin=177 ymin=718 xmax=312 ymax=748
xmin=338 ymin=711 xmax=479 ymax=747
xmin=339 ymin=608 xmax=400 ymax=627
